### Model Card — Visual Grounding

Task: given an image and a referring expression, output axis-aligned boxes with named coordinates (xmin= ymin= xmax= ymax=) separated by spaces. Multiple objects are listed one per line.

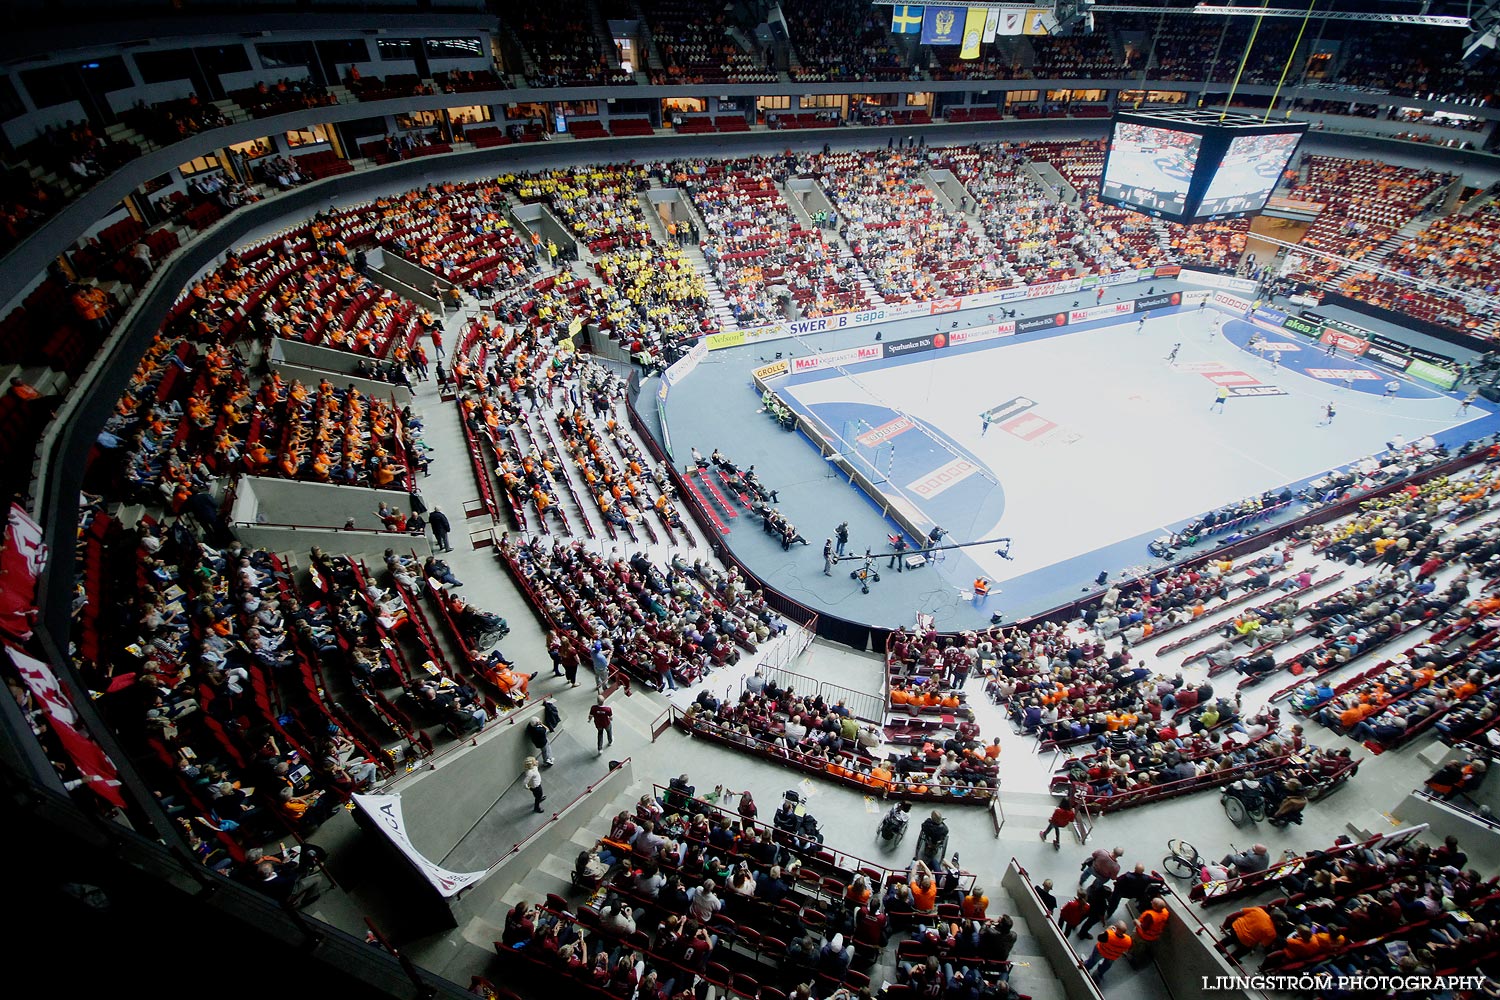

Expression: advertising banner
xmin=1318 ymin=329 xmax=1370 ymax=356
xmin=948 ymin=320 xmax=1017 ymax=345
xmin=658 ymin=339 xmax=709 ymax=400
xmin=1407 ymin=358 xmax=1459 ymax=390
xmin=885 ymin=332 xmax=950 ymax=357
xmin=1177 ymin=268 xmax=1256 ymax=293
xmin=1068 ymin=301 xmax=1135 ymax=324
xmin=1017 ymin=311 xmax=1069 ymax=334
xmin=10 ymin=647 xmax=125 ymax=807
xmin=1280 ymin=314 xmax=1323 ymax=340
xmin=752 ymin=360 xmax=789 ymax=380
xmin=788 ymin=343 xmax=884 ymax=374
xmin=0 ymin=503 xmax=46 ymax=642
xmin=1361 ymin=343 xmax=1413 ymax=372
xmin=1212 ymin=291 xmax=1252 ymax=312
xmin=1134 ymin=291 xmax=1182 ymax=311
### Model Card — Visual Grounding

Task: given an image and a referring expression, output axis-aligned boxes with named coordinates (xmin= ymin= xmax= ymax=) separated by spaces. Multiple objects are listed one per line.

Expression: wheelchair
xmin=914 ymin=820 xmax=949 ymax=868
xmin=877 ymin=804 xmax=910 ymax=848
xmin=1220 ymin=779 xmax=1267 ymax=826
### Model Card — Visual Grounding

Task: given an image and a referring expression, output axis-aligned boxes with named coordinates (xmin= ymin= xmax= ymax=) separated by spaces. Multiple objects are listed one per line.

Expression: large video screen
xmin=1100 ymin=121 xmax=1203 ymax=216
xmin=1194 ymin=131 xmax=1303 ymax=218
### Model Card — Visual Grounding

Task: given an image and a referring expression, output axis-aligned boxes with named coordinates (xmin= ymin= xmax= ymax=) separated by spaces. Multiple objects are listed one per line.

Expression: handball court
xmin=660 ymin=282 xmax=1500 ymax=629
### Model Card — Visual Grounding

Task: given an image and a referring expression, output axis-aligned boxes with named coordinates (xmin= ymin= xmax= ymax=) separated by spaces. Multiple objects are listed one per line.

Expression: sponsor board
xmin=909 ymin=457 xmax=984 ymax=499
xmin=1281 ymin=315 xmax=1323 ymax=339
xmin=753 ymin=360 xmax=789 ymax=380
xmin=785 ymin=307 xmax=892 ymax=337
xmin=1068 ymin=301 xmax=1135 ymax=324
xmin=1228 ymin=385 xmax=1288 ymax=397
xmin=886 ymin=332 xmax=949 ymax=357
xmin=1253 ymin=307 xmax=1289 ymax=327
xmin=1408 ymin=358 xmax=1459 ymax=390
xmin=1319 ymin=329 xmax=1369 ymax=356
xmin=998 ymin=412 xmax=1057 ymax=441
xmin=1135 ymin=291 xmax=1182 ymax=311
xmin=659 ymin=339 xmax=710 ymax=399
xmin=949 ymin=320 xmax=1016 ymax=345
xmin=1306 ymin=368 xmax=1379 ymax=380
xmin=1257 ymin=341 xmax=1303 ymax=352
xmin=1017 ymin=312 xmax=1068 ymax=334
xmin=929 ymin=299 xmax=962 ymax=315
xmin=856 ymin=415 xmax=914 ymax=448
xmin=1176 ymin=361 xmax=1233 ymax=373
xmin=981 ymin=396 xmax=1038 ymax=426
xmin=706 ymin=330 xmax=747 ymax=350
xmin=1176 ymin=268 xmax=1256 ymax=293
xmin=1363 ymin=344 xmax=1413 ymax=372
xmin=1369 ymin=332 xmax=1455 ymax=368
xmin=789 ymin=343 xmax=884 ymax=373
xmin=1153 ymin=264 xmax=1184 ymax=279
xmin=1213 ymin=291 xmax=1252 ymax=312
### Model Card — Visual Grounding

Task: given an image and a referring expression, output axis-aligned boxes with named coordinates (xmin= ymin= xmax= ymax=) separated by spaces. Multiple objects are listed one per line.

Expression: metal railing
xmin=755 ymin=662 xmax=886 ymax=725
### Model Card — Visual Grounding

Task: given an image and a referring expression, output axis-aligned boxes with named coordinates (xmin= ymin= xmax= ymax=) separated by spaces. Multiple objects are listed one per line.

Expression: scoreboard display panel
xmin=1100 ymin=110 xmax=1307 ymax=224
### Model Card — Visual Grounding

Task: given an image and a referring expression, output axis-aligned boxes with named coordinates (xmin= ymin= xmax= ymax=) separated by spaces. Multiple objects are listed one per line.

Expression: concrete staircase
xmin=1355 ymin=217 xmax=1430 ymax=271
xmin=640 ymin=182 xmax=739 ymax=331
xmin=785 ymin=179 xmax=885 ymax=306
xmin=626 ymin=0 xmax=669 ymax=75
xmin=589 ymin=0 xmax=625 ymax=72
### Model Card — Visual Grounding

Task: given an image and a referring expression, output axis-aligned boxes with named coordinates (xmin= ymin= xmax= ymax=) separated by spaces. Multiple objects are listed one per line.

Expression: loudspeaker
xmin=1480 ymin=386 xmax=1500 ymax=403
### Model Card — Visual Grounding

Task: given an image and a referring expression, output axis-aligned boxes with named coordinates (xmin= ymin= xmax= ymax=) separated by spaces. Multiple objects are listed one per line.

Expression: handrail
xmin=231 ymin=519 xmax=424 ymax=535
xmin=476 ymin=756 xmax=633 ymax=879
xmin=670 ymin=704 xmax=996 ymax=804
xmin=648 ymin=780 xmax=979 ymax=892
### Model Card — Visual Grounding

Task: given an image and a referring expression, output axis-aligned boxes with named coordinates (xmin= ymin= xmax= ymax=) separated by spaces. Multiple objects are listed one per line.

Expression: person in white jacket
xmin=522 ymin=757 xmax=545 ymax=813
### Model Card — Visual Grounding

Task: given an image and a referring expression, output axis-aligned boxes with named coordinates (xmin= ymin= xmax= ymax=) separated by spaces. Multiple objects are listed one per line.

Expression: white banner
xmin=353 ymin=793 xmax=487 ymax=897
xmin=982 ymin=6 xmax=1000 ymax=42
xmin=1177 ymin=268 xmax=1258 ymax=294
xmin=658 ymin=339 xmax=710 ymax=401
xmin=1212 ymin=291 xmax=1253 ymax=313
xmin=1068 ymin=301 xmax=1136 ymax=324
xmin=788 ymin=343 xmax=885 ymax=374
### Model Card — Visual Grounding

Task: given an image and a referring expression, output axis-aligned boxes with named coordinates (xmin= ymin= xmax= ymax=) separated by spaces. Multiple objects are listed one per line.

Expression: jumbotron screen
xmin=1099 ymin=110 xmax=1308 ymax=224
xmin=1100 ymin=121 xmax=1203 ymax=217
xmin=1194 ymin=131 xmax=1303 ymax=219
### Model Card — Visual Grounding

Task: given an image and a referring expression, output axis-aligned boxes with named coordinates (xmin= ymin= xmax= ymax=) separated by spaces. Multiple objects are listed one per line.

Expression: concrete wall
xmin=236 ymin=474 xmax=417 ymax=529
xmin=272 ymin=337 xmax=375 ymax=376
xmin=1001 ymin=860 xmax=1101 ymax=1000
xmin=232 ymin=521 xmax=429 ymax=563
xmin=1394 ymin=791 xmax=1500 ymax=871
xmin=389 ymin=699 xmax=559 ymax=862
xmin=463 ymin=756 xmax=635 ymax=896
xmin=269 ymin=361 xmax=412 ymax=406
xmin=1150 ymin=882 xmax=1255 ymax=1000
xmin=2 ymin=100 xmax=87 ymax=147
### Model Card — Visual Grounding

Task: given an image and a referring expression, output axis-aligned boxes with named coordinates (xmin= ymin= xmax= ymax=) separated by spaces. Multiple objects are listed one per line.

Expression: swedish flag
xmin=891 ymin=4 xmax=924 ymax=33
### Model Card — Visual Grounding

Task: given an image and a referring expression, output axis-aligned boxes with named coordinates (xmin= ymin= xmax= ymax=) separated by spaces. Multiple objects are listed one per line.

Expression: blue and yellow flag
xmin=891 ymin=5 xmax=924 ymax=34
xmin=921 ymin=5 xmax=966 ymax=45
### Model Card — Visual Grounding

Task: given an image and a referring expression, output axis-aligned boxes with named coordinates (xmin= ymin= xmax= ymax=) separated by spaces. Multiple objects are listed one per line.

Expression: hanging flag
xmin=891 ymin=4 xmax=924 ymax=34
xmin=959 ymin=8 xmax=988 ymax=59
xmin=921 ymin=5 xmax=965 ymax=45
xmin=1023 ymin=9 xmax=1060 ymax=35
xmin=983 ymin=7 xmax=1001 ymax=43
xmin=996 ymin=11 xmax=1025 ymax=35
